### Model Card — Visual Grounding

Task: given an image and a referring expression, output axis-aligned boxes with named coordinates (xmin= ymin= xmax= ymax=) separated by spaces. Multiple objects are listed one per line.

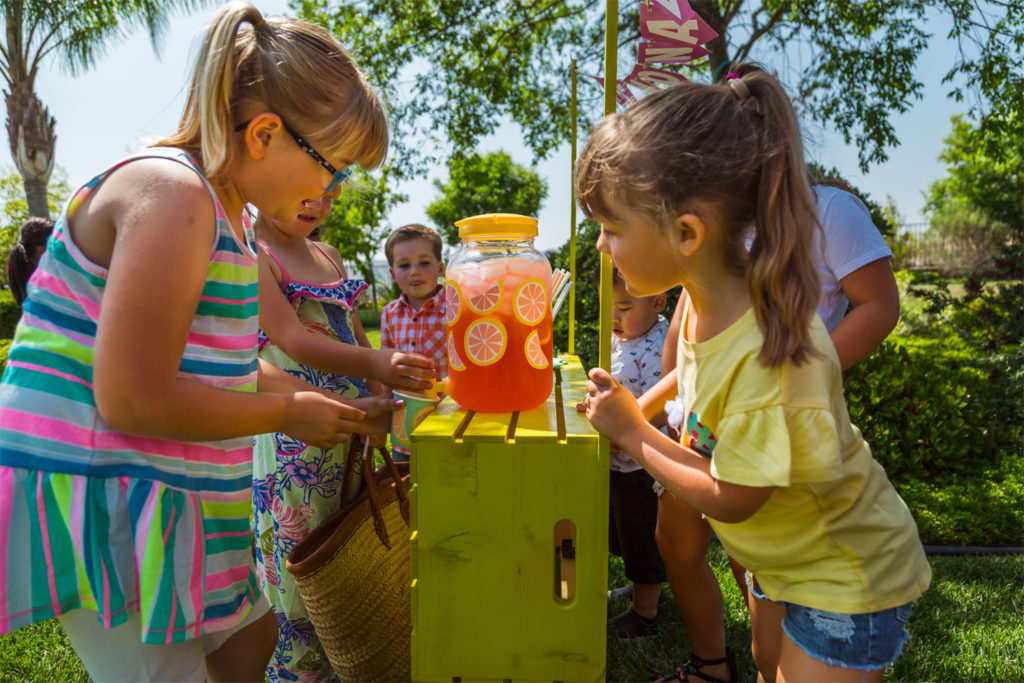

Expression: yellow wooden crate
xmin=410 ymin=356 xmax=607 ymax=682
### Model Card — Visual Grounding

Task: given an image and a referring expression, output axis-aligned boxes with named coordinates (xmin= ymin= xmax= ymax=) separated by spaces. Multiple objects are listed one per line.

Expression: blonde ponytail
xmin=152 ymin=1 xmax=388 ymax=183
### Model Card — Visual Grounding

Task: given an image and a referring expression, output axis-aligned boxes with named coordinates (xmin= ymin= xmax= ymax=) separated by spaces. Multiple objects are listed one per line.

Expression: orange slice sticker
xmin=464 ymin=317 xmax=507 ymax=367
xmin=514 ymin=279 xmax=548 ymax=326
xmin=444 ymin=281 xmax=462 ymax=326
xmin=524 ymin=329 xmax=549 ymax=369
xmin=468 ymin=280 xmax=503 ymax=314
xmin=447 ymin=333 xmax=466 ymax=371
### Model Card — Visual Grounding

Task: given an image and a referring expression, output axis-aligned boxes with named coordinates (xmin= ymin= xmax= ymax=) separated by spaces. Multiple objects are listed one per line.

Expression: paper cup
xmin=391 ymin=391 xmax=441 ymax=452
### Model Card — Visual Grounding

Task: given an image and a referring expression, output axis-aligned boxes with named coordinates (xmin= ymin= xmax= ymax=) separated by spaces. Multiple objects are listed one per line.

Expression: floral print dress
xmin=252 ymin=241 xmax=369 ymax=682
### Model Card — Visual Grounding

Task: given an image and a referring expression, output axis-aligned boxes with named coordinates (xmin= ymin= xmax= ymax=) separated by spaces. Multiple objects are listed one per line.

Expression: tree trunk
xmin=6 ymin=83 xmax=56 ymax=219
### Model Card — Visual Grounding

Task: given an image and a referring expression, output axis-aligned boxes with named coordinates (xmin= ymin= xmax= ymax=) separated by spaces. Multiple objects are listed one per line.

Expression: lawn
xmin=2 ymin=548 xmax=1021 ymax=681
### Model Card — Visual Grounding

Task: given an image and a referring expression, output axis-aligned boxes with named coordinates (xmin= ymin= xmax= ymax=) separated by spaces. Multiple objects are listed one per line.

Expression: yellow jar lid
xmin=455 ymin=213 xmax=538 ymax=238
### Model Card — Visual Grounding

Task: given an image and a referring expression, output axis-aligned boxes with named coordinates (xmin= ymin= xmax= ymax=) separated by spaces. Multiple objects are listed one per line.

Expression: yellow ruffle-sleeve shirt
xmin=677 ymin=305 xmax=931 ymax=614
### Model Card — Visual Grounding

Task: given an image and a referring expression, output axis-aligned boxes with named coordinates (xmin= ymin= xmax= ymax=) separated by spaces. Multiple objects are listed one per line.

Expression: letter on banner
xmin=623 ymin=64 xmax=689 ymax=94
xmin=639 ymin=1 xmax=719 ymax=51
xmin=637 ymin=41 xmax=710 ymax=64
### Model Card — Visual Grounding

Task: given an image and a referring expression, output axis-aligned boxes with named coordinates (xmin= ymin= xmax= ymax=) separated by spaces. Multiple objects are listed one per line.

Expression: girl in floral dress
xmin=252 ymin=201 xmax=436 ymax=681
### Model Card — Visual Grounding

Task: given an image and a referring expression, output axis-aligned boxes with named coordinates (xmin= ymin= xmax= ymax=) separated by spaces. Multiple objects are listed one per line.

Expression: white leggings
xmin=58 ymin=595 xmax=271 ymax=682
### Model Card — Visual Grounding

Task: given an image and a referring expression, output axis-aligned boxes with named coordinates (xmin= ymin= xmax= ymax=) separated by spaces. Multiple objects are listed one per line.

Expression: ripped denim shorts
xmin=747 ymin=572 xmax=913 ymax=671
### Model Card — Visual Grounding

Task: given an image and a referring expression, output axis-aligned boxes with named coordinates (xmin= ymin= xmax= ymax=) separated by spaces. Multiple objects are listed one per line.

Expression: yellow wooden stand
xmin=410 ymin=357 xmax=606 ymax=682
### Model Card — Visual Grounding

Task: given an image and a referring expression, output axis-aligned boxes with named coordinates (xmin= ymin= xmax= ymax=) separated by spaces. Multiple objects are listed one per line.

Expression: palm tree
xmin=2 ymin=0 xmax=206 ymax=218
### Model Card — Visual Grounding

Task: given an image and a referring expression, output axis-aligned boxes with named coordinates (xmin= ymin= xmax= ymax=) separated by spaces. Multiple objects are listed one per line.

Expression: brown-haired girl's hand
xmin=584 ymin=368 xmax=646 ymax=445
xmin=372 ymin=348 xmax=436 ymax=393
xmin=348 ymin=394 xmax=403 ymax=436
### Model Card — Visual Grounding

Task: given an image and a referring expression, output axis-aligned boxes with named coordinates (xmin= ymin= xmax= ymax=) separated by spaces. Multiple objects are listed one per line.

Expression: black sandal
xmin=655 ymin=647 xmax=737 ymax=682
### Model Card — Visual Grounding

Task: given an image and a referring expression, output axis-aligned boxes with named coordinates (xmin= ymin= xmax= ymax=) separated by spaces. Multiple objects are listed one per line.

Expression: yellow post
xmin=569 ymin=59 xmax=578 ymax=355
xmin=599 ymin=0 xmax=617 ymax=376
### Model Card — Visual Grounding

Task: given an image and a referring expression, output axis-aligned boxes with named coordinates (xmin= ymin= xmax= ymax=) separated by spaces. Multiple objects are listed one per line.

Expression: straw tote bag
xmin=286 ymin=437 xmax=411 ymax=682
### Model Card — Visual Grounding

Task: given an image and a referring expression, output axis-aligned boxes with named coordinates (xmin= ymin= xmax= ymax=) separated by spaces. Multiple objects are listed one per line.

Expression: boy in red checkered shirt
xmin=380 ymin=224 xmax=448 ymax=459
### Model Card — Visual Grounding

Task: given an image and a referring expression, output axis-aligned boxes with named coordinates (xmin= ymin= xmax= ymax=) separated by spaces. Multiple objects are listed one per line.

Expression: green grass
xmin=4 ymin=548 xmax=1021 ymax=681
xmin=605 ymin=546 xmax=1024 ymax=682
xmin=363 ymin=325 xmax=380 ymax=350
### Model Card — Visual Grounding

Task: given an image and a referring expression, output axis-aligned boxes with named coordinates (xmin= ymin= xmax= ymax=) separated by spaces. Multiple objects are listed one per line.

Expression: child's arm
xmin=637 ymin=370 xmax=678 ymax=422
xmin=830 ymin=258 xmax=900 ymax=369
xmin=258 ymin=253 xmax=434 ymax=394
xmin=89 ymin=160 xmax=368 ymax=450
xmin=585 ymin=367 xmax=774 ymax=523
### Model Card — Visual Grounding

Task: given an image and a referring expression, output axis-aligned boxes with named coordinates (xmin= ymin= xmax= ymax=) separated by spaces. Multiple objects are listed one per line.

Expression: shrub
xmin=844 ymin=337 xmax=1021 ymax=482
xmin=0 ymin=289 xmax=18 ymax=339
xmin=358 ymin=304 xmax=381 ymax=329
xmin=0 ymin=338 xmax=9 ymax=374
xmin=896 ymin=455 xmax=1024 ymax=546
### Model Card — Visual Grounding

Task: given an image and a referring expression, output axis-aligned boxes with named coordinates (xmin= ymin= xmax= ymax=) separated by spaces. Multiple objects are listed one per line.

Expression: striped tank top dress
xmin=0 ymin=148 xmax=262 ymax=644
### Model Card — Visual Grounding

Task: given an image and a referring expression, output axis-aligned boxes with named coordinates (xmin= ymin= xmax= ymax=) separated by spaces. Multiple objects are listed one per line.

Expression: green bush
xmin=357 ymin=304 xmax=381 ymax=329
xmin=844 ymin=336 xmax=1021 ymax=482
xmin=0 ymin=338 xmax=9 ymax=374
xmin=1 ymin=288 xmax=18 ymax=339
xmin=896 ymin=456 xmax=1024 ymax=546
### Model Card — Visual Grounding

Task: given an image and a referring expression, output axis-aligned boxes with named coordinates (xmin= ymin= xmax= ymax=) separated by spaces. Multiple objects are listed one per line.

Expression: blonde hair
xmin=152 ymin=1 xmax=388 ymax=183
xmin=575 ymin=63 xmax=820 ymax=367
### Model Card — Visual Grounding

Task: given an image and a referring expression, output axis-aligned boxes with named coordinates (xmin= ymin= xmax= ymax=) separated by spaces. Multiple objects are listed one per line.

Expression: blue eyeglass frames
xmin=234 ymin=118 xmax=353 ymax=193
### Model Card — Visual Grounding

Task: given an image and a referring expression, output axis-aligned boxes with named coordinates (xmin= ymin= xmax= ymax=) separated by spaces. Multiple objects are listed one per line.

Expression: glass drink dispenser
xmin=444 ymin=213 xmax=553 ymax=412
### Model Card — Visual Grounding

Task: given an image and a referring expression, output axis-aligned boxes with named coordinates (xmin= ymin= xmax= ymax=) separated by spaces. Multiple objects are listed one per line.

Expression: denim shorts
xmin=747 ymin=572 xmax=912 ymax=671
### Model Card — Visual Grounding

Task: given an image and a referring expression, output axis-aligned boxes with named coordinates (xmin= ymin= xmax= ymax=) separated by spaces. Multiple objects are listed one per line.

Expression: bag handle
xmin=347 ymin=437 xmax=412 ymax=549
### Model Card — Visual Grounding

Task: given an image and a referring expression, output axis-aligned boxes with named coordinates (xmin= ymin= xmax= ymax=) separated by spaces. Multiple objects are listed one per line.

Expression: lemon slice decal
xmin=514 ymin=279 xmax=548 ymax=326
xmin=444 ymin=281 xmax=462 ymax=326
xmin=447 ymin=332 xmax=466 ymax=371
xmin=468 ymin=280 xmax=503 ymax=314
xmin=464 ymin=317 xmax=507 ymax=366
xmin=392 ymin=408 xmax=408 ymax=443
xmin=524 ymin=329 xmax=549 ymax=369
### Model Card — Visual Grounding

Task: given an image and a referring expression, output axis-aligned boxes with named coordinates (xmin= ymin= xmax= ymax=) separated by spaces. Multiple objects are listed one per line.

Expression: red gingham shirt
xmin=380 ymin=286 xmax=448 ymax=378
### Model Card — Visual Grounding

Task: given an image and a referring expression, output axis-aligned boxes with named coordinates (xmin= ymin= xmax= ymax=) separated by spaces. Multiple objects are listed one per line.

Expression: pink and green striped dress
xmin=0 ymin=148 xmax=262 ymax=644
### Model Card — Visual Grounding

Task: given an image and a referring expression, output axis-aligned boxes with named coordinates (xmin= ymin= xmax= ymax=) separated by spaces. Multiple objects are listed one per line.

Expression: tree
xmin=0 ymin=163 xmax=69 ymax=289
xmin=297 ymin=0 xmax=1021 ymax=174
xmin=2 ymin=0 xmax=204 ymax=218
xmin=425 ymin=151 xmax=548 ymax=246
xmin=924 ymin=113 xmax=1023 ymax=236
xmin=318 ymin=168 xmax=407 ymax=309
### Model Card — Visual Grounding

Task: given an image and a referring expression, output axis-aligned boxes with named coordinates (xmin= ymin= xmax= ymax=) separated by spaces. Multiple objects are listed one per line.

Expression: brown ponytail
xmin=576 ymin=62 xmax=819 ymax=367
xmin=6 ymin=217 xmax=54 ymax=305
xmin=735 ymin=67 xmax=820 ymax=366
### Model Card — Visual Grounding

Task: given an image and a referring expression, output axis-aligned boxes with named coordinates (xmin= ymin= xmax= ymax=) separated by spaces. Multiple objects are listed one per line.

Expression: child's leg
xmin=777 ymin=633 xmax=885 ymax=683
xmin=59 ymin=608 xmax=207 ymax=681
xmin=655 ymin=491 xmax=731 ymax=680
xmin=205 ymin=602 xmax=279 ymax=682
xmin=610 ymin=469 xmax=666 ymax=622
xmin=746 ymin=585 xmax=786 ymax=683
xmin=748 ymin=576 xmax=901 ymax=683
xmin=60 ymin=598 xmax=275 ymax=682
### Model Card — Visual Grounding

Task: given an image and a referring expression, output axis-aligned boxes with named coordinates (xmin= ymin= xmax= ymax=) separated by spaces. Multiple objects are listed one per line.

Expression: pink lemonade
xmin=445 ymin=254 xmax=553 ymax=412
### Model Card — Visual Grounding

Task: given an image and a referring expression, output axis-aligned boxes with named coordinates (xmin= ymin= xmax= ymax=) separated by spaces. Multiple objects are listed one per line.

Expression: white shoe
xmin=607 ymin=584 xmax=634 ymax=602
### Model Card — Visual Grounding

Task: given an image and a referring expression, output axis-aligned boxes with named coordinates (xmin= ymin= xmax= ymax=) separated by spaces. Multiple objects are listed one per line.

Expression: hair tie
xmin=728 ymin=77 xmax=751 ymax=99
xmin=253 ymin=17 xmax=265 ymax=29
xmin=727 ymin=76 xmax=762 ymax=115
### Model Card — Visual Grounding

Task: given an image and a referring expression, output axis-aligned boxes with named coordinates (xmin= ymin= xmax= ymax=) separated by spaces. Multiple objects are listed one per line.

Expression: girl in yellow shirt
xmin=576 ymin=64 xmax=930 ymax=682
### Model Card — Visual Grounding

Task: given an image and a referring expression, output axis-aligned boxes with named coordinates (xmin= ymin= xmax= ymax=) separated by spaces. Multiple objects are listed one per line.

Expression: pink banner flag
xmin=622 ymin=64 xmax=689 ymax=94
xmin=639 ymin=1 xmax=718 ymax=49
xmin=596 ymin=76 xmax=639 ymax=106
xmin=637 ymin=40 xmax=710 ymax=64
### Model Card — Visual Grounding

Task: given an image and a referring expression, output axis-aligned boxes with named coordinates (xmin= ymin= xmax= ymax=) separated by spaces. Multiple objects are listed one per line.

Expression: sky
xmin=8 ymin=1 xmax=966 ymax=256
